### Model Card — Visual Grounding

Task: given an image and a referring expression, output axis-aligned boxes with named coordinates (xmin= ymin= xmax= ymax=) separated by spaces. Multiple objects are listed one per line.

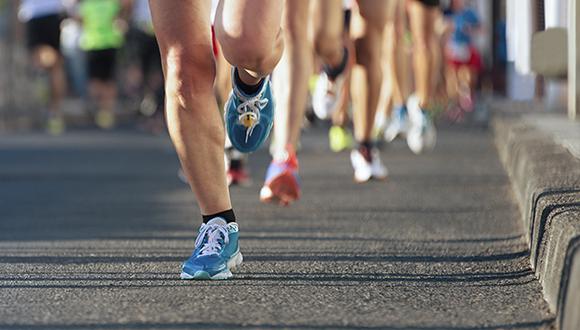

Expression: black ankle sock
xmin=202 ymin=209 xmax=236 ymax=224
xmin=323 ymin=47 xmax=349 ymax=81
xmin=229 ymin=159 xmax=242 ymax=170
xmin=234 ymin=69 xmax=263 ymax=95
xmin=359 ymin=140 xmax=374 ymax=151
xmin=358 ymin=140 xmax=374 ymax=162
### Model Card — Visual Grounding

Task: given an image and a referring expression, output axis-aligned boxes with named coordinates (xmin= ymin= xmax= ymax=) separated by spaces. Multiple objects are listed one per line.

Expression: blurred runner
xmin=349 ymin=0 xmax=390 ymax=183
xmin=406 ymin=0 xmax=440 ymax=154
xmin=127 ymin=0 xmax=164 ymax=133
xmin=150 ymin=0 xmax=283 ymax=280
xmin=79 ymin=0 xmax=126 ymax=130
xmin=444 ymin=0 xmax=482 ymax=119
xmin=18 ymin=0 xmax=67 ymax=135
xmin=380 ymin=0 xmax=411 ymax=143
xmin=328 ymin=2 xmax=355 ymax=154
xmin=260 ymin=0 xmax=351 ymax=205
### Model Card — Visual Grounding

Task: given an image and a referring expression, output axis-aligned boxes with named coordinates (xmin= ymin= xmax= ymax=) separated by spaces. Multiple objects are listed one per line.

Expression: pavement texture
xmin=0 ymin=125 xmax=555 ymax=329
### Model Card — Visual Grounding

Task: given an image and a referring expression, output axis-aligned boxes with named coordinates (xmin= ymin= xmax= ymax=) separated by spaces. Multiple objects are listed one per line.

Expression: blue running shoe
xmin=180 ymin=218 xmax=242 ymax=280
xmin=225 ymin=69 xmax=275 ymax=153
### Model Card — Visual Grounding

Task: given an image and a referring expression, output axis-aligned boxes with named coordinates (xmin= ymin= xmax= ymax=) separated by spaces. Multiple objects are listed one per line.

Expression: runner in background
xmin=406 ymin=0 xmax=440 ymax=154
xmin=18 ymin=0 xmax=67 ymax=135
xmin=260 ymin=0 xmax=351 ymax=205
xmin=78 ymin=0 xmax=128 ymax=130
xmin=379 ymin=0 xmax=411 ymax=144
xmin=444 ymin=0 xmax=482 ymax=119
xmin=349 ymin=0 xmax=390 ymax=183
xmin=126 ymin=0 xmax=164 ymax=134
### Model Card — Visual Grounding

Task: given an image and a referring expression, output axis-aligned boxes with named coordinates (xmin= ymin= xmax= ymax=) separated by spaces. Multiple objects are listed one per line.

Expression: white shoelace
xmin=194 ymin=224 xmax=229 ymax=256
xmin=237 ymin=96 xmax=269 ymax=143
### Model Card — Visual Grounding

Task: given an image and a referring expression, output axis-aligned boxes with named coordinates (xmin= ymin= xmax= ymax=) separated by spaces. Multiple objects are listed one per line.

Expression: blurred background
xmin=0 ymin=0 xmax=575 ymax=135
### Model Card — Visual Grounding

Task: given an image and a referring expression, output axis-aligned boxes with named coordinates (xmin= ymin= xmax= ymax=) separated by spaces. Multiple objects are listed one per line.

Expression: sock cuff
xmin=323 ymin=46 xmax=349 ymax=81
xmin=202 ymin=209 xmax=236 ymax=224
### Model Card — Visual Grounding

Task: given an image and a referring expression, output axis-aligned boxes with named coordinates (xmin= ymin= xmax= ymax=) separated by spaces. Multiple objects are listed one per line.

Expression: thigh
xmin=311 ymin=0 xmax=344 ymax=38
xmin=148 ymin=1 xmax=213 ymax=61
xmin=357 ymin=0 xmax=390 ymax=28
xmin=407 ymin=0 xmax=438 ymax=41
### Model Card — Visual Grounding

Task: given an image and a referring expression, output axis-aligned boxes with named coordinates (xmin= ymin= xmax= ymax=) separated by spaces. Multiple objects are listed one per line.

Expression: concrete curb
xmin=492 ymin=114 xmax=580 ymax=330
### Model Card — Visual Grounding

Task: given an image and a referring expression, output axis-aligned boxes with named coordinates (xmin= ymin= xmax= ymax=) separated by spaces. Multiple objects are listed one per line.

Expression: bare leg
xmin=272 ymin=0 xmax=312 ymax=154
xmin=150 ymin=0 xmax=231 ymax=215
xmin=48 ymin=55 xmax=66 ymax=116
xmin=408 ymin=0 xmax=438 ymax=109
xmin=351 ymin=0 xmax=389 ymax=142
xmin=386 ymin=0 xmax=407 ymax=108
xmin=32 ymin=45 xmax=65 ymax=116
xmin=311 ymin=0 xmax=345 ymax=68
xmin=102 ymin=81 xmax=117 ymax=114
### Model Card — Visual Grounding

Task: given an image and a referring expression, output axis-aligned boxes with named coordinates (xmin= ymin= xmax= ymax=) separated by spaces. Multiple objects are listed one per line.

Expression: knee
xmin=216 ymin=23 xmax=282 ymax=74
xmin=314 ymin=28 xmax=342 ymax=60
xmin=163 ymin=46 xmax=216 ymax=103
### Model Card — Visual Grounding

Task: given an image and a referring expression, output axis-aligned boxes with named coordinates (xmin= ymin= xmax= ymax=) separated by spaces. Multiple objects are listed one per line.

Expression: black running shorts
xmin=415 ymin=0 xmax=440 ymax=8
xmin=26 ymin=14 xmax=62 ymax=51
xmin=87 ymin=48 xmax=118 ymax=81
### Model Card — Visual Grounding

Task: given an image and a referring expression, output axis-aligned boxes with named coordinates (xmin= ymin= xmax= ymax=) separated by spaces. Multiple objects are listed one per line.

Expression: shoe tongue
xmin=206 ymin=217 xmax=227 ymax=227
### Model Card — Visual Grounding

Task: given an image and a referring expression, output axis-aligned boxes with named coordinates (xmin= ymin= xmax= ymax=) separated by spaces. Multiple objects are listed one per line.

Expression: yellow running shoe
xmin=329 ymin=125 xmax=353 ymax=153
xmin=95 ymin=110 xmax=116 ymax=130
xmin=46 ymin=116 xmax=65 ymax=136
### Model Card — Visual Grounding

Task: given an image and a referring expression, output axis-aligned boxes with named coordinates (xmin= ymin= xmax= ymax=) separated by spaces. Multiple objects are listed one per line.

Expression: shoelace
xmin=194 ymin=224 xmax=229 ymax=256
xmin=237 ymin=95 xmax=269 ymax=143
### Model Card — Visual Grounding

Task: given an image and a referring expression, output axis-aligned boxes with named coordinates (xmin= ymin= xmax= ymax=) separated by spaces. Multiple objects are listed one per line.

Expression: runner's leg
xmin=271 ymin=0 xmax=311 ymax=154
xmin=408 ymin=0 xmax=438 ymax=109
xmin=349 ymin=0 xmax=389 ymax=183
xmin=215 ymin=0 xmax=284 ymax=84
xmin=150 ymin=0 xmax=231 ymax=215
xmin=351 ymin=0 xmax=389 ymax=143
xmin=260 ymin=0 xmax=310 ymax=205
xmin=312 ymin=0 xmax=345 ymax=69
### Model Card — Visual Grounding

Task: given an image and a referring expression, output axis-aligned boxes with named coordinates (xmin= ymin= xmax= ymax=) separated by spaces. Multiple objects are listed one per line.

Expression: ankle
xmin=234 ymin=68 xmax=264 ymax=95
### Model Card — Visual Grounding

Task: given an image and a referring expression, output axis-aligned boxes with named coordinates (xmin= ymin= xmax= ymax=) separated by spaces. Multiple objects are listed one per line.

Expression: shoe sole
xmin=180 ymin=251 xmax=243 ymax=281
xmin=354 ymin=175 xmax=388 ymax=184
xmin=260 ymin=171 xmax=300 ymax=206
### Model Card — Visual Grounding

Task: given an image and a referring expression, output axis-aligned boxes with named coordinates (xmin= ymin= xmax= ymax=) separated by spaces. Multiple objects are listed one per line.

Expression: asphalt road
xmin=0 ymin=124 xmax=554 ymax=329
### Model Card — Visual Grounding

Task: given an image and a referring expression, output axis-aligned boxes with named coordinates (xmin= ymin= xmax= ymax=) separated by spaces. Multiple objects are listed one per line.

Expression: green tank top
xmin=80 ymin=0 xmax=123 ymax=50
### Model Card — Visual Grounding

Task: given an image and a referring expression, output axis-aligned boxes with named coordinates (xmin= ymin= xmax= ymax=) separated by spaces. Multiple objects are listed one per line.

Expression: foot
xmin=384 ymin=105 xmax=408 ymax=142
xmin=260 ymin=148 xmax=300 ymax=206
xmin=95 ymin=110 xmax=116 ymax=130
xmin=227 ymin=166 xmax=252 ymax=187
xmin=225 ymin=148 xmax=252 ymax=187
xmin=312 ymin=48 xmax=349 ymax=120
xmin=181 ymin=218 xmax=243 ymax=280
xmin=406 ymin=95 xmax=437 ymax=155
xmin=329 ymin=125 xmax=354 ymax=153
xmin=225 ymin=69 xmax=275 ymax=153
xmin=312 ymin=72 xmax=346 ymax=121
xmin=350 ymin=145 xmax=388 ymax=183
xmin=46 ymin=114 xmax=65 ymax=136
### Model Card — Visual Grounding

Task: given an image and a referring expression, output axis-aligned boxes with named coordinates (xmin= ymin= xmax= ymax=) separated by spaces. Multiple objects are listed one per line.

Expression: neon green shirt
xmin=79 ymin=0 xmax=123 ymax=51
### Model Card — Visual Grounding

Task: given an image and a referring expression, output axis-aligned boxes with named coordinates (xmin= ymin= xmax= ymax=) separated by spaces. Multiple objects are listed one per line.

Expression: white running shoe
xmin=312 ymin=72 xmax=346 ymax=120
xmin=384 ymin=105 xmax=409 ymax=143
xmin=350 ymin=147 xmax=388 ymax=183
xmin=406 ymin=95 xmax=437 ymax=155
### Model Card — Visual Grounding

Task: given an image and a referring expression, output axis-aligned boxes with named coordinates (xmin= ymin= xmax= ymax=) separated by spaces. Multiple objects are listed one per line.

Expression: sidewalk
xmin=0 ymin=125 xmax=554 ymax=329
